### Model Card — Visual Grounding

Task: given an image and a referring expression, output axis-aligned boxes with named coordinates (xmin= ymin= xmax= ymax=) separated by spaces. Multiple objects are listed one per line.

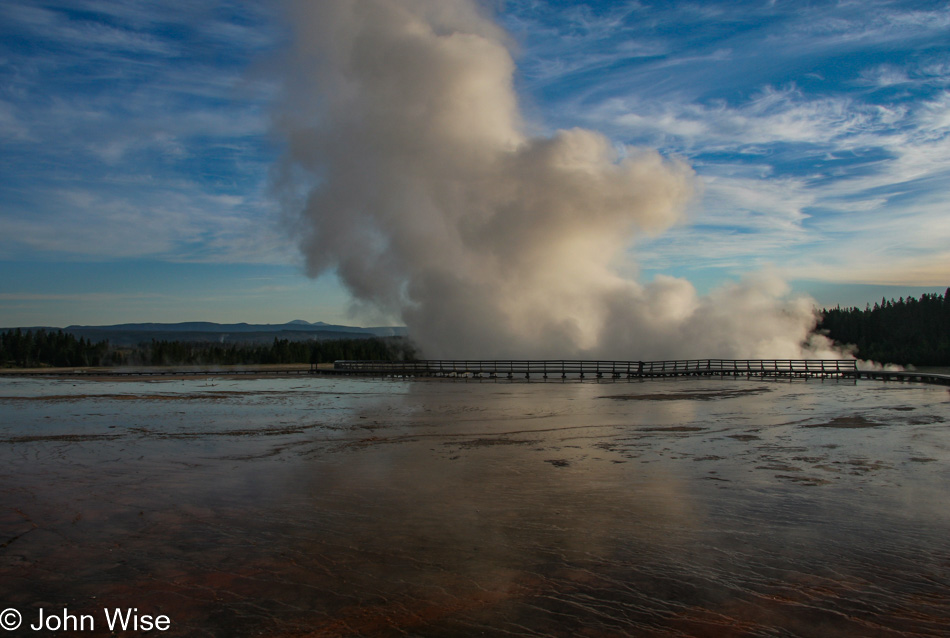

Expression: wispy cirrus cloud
xmin=0 ymin=0 xmax=285 ymax=265
xmin=0 ymin=3 xmax=178 ymax=56
xmin=0 ymin=183 xmax=292 ymax=264
xmin=0 ymin=291 xmax=164 ymax=302
xmin=505 ymin=0 xmax=950 ymax=290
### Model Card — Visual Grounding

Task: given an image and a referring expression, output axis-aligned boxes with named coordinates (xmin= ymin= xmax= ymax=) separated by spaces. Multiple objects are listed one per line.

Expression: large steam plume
xmin=273 ymin=0 xmax=844 ymax=360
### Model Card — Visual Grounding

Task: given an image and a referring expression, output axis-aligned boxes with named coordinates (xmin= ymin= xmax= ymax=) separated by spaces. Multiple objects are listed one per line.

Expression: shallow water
xmin=1 ymin=376 xmax=949 ymax=636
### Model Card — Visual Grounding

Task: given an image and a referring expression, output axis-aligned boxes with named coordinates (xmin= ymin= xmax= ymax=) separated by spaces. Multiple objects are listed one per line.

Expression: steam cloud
xmin=274 ymin=0 xmax=845 ymax=360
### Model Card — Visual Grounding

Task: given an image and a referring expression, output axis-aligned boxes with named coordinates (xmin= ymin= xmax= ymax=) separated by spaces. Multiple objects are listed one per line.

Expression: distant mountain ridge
xmin=65 ymin=320 xmax=404 ymax=335
xmin=10 ymin=321 xmax=408 ymax=346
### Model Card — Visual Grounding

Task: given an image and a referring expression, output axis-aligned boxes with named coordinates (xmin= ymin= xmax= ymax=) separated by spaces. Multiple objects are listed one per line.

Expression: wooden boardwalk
xmin=330 ymin=359 xmax=950 ymax=385
xmin=331 ymin=359 xmax=857 ymax=379
xmin=1 ymin=360 xmax=947 ymax=386
xmin=856 ymin=368 xmax=950 ymax=385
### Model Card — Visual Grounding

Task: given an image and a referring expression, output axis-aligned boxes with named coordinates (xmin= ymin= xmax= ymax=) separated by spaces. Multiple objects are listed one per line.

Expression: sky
xmin=1 ymin=0 xmax=948 ymax=329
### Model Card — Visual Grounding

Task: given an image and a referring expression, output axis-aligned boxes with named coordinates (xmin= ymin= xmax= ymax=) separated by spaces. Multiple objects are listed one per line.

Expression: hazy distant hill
xmin=22 ymin=320 xmax=408 ymax=346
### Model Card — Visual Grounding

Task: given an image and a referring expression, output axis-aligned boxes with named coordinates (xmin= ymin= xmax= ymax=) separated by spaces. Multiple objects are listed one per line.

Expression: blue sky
xmin=1 ymin=0 xmax=948 ymax=328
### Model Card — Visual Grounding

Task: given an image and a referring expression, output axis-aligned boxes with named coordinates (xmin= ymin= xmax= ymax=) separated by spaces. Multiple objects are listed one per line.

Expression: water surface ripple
xmin=1 ymin=376 xmax=948 ymax=636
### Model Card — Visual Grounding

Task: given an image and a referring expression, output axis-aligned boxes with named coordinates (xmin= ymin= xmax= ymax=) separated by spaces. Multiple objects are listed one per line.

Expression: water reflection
xmin=1 ymin=376 xmax=948 ymax=636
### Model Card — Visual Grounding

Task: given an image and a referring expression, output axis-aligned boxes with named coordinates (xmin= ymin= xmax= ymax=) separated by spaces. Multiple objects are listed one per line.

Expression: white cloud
xmin=600 ymin=87 xmax=889 ymax=150
xmin=0 ymin=0 xmax=284 ymax=267
xmin=0 ymin=291 xmax=163 ymax=302
xmin=857 ymin=64 xmax=911 ymax=88
xmin=0 ymin=184 xmax=292 ymax=264
xmin=0 ymin=99 xmax=32 ymax=141
xmin=0 ymin=3 xmax=178 ymax=56
xmin=549 ymin=41 xmax=950 ymax=289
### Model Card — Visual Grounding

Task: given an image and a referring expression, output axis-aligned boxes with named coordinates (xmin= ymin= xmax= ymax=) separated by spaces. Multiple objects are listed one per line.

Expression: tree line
xmin=0 ymin=329 xmax=109 ymax=367
xmin=817 ymin=288 xmax=950 ymax=366
xmin=0 ymin=329 xmax=417 ymax=368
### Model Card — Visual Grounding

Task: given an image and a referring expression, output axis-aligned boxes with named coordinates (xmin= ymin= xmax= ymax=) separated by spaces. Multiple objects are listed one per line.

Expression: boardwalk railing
xmin=4 ymin=359 xmax=946 ymax=385
xmin=331 ymin=359 xmax=859 ymax=379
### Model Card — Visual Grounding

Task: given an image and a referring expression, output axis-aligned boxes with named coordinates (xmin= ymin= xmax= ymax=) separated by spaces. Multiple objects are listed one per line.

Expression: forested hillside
xmin=0 ymin=329 xmax=109 ymax=367
xmin=0 ymin=329 xmax=416 ymax=368
xmin=818 ymin=288 xmax=950 ymax=366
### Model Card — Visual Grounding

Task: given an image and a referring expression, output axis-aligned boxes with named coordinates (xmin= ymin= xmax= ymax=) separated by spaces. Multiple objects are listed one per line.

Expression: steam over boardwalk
xmin=275 ymin=0 xmax=851 ymax=362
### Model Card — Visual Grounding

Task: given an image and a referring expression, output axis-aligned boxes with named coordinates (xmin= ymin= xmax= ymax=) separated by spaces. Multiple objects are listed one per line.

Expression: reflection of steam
xmin=274 ymin=0 xmax=844 ymax=359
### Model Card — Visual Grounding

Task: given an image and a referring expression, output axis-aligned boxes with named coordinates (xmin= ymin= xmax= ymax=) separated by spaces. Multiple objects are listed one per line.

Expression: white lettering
xmin=104 ymin=607 xmax=134 ymax=631
xmin=31 ymin=608 xmax=94 ymax=631
xmin=102 ymin=608 xmax=169 ymax=632
xmin=29 ymin=608 xmax=44 ymax=631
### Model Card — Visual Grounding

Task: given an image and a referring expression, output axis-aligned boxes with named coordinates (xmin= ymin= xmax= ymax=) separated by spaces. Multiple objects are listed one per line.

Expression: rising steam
xmin=273 ymin=0 xmax=844 ymax=360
